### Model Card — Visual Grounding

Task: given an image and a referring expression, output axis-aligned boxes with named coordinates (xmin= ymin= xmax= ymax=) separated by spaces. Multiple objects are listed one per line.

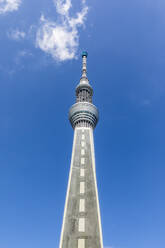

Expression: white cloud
xmin=36 ymin=0 xmax=88 ymax=62
xmin=17 ymin=50 xmax=33 ymax=58
xmin=14 ymin=49 xmax=33 ymax=66
xmin=54 ymin=0 xmax=72 ymax=16
xmin=36 ymin=20 xmax=78 ymax=61
xmin=68 ymin=6 xmax=88 ymax=28
xmin=0 ymin=0 xmax=21 ymax=14
xmin=8 ymin=29 xmax=25 ymax=40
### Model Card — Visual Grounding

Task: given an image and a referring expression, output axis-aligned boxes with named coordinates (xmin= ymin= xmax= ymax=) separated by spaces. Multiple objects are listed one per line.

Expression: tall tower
xmin=59 ymin=52 xmax=103 ymax=248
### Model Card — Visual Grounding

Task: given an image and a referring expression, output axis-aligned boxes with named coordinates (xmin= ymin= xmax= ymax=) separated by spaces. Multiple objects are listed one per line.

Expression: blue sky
xmin=0 ymin=0 xmax=165 ymax=248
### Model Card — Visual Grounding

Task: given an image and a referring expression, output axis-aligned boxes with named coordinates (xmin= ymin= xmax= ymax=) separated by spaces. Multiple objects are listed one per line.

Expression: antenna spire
xmin=81 ymin=51 xmax=88 ymax=78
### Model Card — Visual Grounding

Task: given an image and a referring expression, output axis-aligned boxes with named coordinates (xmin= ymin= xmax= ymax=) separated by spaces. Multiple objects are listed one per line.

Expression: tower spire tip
xmin=82 ymin=51 xmax=88 ymax=57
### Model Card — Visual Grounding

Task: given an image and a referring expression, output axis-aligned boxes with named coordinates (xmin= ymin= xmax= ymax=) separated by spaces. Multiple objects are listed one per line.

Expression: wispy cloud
xmin=36 ymin=0 xmax=88 ymax=62
xmin=17 ymin=49 xmax=33 ymax=59
xmin=14 ymin=49 xmax=33 ymax=66
xmin=7 ymin=29 xmax=25 ymax=40
xmin=141 ymin=99 xmax=151 ymax=106
xmin=0 ymin=0 xmax=21 ymax=14
xmin=54 ymin=0 xmax=72 ymax=16
xmin=0 ymin=49 xmax=34 ymax=76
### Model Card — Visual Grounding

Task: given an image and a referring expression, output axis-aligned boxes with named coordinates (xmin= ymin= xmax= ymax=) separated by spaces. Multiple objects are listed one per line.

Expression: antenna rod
xmin=81 ymin=51 xmax=88 ymax=78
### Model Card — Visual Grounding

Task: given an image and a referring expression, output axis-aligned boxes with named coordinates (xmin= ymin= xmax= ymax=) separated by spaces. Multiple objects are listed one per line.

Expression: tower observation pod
xmin=59 ymin=52 xmax=103 ymax=248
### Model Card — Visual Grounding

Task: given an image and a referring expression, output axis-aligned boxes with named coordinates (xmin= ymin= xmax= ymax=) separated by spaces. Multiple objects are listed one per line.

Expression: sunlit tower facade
xmin=59 ymin=52 xmax=103 ymax=248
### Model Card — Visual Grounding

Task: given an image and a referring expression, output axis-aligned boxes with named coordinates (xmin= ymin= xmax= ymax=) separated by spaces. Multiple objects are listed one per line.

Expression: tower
xmin=59 ymin=52 xmax=103 ymax=248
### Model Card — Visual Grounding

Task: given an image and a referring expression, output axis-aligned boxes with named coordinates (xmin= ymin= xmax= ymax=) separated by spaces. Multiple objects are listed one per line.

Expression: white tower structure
xmin=59 ymin=52 xmax=103 ymax=248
